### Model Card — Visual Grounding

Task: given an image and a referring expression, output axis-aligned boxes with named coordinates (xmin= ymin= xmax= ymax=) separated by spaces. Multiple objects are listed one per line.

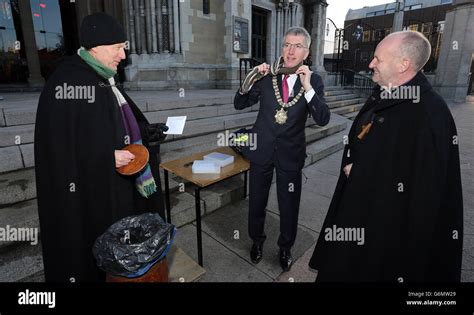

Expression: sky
xmin=326 ymin=0 xmax=395 ymax=28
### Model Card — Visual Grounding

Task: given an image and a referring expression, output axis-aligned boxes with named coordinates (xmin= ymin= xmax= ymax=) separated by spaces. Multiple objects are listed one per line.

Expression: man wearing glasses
xmin=234 ymin=27 xmax=330 ymax=272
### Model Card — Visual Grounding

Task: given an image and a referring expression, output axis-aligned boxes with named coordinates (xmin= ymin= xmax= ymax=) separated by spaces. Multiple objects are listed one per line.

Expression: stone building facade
xmin=2 ymin=0 xmax=329 ymax=90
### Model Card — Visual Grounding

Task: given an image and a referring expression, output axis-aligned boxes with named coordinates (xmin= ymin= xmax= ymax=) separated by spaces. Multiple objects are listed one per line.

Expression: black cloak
xmin=34 ymin=55 xmax=165 ymax=282
xmin=309 ymin=72 xmax=463 ymax=283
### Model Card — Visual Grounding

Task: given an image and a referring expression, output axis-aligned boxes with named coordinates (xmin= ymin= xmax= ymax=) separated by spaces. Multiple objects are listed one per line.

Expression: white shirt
xmin=283 ymin=74 xmax=315 ymax=103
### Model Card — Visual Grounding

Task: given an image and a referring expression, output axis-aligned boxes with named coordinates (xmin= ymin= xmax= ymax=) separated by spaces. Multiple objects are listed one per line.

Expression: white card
xmin=164 ymin=116 xmax=187 ymax=135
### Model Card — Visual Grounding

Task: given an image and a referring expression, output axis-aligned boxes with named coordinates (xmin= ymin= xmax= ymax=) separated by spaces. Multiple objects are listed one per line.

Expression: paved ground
xmin=172 ymin=100 xmax=474 ymax=282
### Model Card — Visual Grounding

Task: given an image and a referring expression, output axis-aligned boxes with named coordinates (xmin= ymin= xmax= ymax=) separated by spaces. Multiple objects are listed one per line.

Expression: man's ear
xmin=399 ymin=58 xmax=410 ymax=73
xmin=89 ymin=47 xmax=99 ymax=55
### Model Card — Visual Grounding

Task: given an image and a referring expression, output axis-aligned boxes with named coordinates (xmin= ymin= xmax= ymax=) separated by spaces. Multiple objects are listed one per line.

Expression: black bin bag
xmin=93 ymin=212 xmax=177 ymax=278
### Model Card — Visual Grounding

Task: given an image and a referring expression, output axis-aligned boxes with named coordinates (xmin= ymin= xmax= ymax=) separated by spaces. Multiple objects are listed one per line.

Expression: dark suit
xmin=234 ymin=73 xmax=330 ymax=250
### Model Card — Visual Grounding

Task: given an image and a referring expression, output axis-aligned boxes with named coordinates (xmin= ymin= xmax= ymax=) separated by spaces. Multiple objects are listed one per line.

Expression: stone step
xmin=323 ymin=86 xmax=341 ymax=91
xmin=173 ymin=111 xmax=257 ymax=140
xmin=0 ymin=168 xmax=36 ymax=206
xmin=344 ymin=111 xmax=359 ymax=120
xmin=304 ymin=126 xmax=351 ymax=167
xmin=0 ymin=104 xmax=350 ymax=175
xmin=324 ymin=88 xmax=355 ymax=97
xmin=0 ymin=199 xmax=40 ymax=250
xmin=1 ymin=103 xmax=39 ymax=127
xmin=0 ymin=240 xmax=44 ymax=282
xmin=0 ymin=89 xmax=357 ymax=128
xmin=0 ymin=124 xmax=35 ymax=148
xmin=325 ymin=93 xmax=359 ymax=103
xmin=145 ymin=103 xmax=258 ymax=123
xmin=327 ymin=98 xmax=365 ymax=109
xmin=331 ymin=103 xmax=364 ymax=115
xmin=0 ymin=144 xmax=33 ymax=174
xmin=0 ymin=99 xmax=356 ymax=174
xmin=145 ymin=95 xmax=234 ymax=112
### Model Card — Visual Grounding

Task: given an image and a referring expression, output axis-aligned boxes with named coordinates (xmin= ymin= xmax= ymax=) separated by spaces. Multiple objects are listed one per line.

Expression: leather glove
xmin=146 ymin=123 xmax=169 ymax=143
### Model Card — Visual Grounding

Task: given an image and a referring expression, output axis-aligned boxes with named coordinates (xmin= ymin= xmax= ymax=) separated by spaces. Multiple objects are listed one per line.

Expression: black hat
xmin=80 ymin=13 xmax=126 ymax=49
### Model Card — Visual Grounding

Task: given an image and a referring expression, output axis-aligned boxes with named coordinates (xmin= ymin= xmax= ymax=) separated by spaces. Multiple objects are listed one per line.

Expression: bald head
xmin=385 ymin=31 xmax=432 ymax=72
xmin=369 ymin=31 xmax=431 ymax=87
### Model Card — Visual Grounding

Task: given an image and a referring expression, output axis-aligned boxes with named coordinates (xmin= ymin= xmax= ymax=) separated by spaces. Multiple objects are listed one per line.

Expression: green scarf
xmin=78 ymin=47 xmax=117 ymax=79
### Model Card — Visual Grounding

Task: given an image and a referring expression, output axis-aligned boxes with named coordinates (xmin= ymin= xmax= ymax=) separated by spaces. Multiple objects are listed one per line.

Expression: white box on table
xmin=203 ymin=152 xmax=234 ymax=167
xmin=191 ymin=160 xmax=221 ymax=174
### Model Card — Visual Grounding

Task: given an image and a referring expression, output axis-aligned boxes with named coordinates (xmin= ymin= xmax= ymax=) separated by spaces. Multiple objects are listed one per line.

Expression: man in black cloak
xmin=35 ymin=13 xmax=167 ymax=282
xmin=309 ymin=31 xmax=463 ymax=283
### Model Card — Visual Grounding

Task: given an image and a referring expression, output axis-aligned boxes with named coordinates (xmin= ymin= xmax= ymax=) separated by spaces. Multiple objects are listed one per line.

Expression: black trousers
xmin=248 ymin=159 xmax=302 ymax=251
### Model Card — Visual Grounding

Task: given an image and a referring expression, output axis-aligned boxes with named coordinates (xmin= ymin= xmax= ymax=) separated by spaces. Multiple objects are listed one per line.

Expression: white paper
xmin=164 ymin=116 xmax=187 ymax=135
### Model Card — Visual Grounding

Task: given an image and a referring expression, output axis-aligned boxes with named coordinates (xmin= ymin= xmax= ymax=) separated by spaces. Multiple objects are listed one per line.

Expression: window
xmin=409 ymin=24 xmax=419 ymax=31
xmin=366 ymin=12 xmax=375 ymax=17
xmin=404 ymin=4 xmax=422 ymax=11
xmin=373 ymin=29 xmax=386 ymax=41
xmin=386 ymin=9 xmax=395 ymax=14
xmin=437 ymin=21 xmax=445 ymax=33
xmin=375 ymin=10 xmax=385 ymax=16
xmin=363 ymin=30 xmax=371 ymax=42
xmin=441 ymin=0 xmax=452 ymax=4
xmin=30 ymin=0 xmax=64 ymax=52
xmin=422 ymin=22 xmax=432 ymax=35
xmin=203 ymin=0 xmax=210 ymax=15
xmin=0 ymin=0 xmax=16 ymax=53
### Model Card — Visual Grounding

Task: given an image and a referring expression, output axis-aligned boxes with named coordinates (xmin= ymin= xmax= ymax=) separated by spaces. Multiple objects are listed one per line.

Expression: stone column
xmin=156 ymin=0 xmax=164 ymax=52
xmin=139 ymin=0 xmax=147 ymax=54
xmin=288 ymin=2 xmax=295 ymax=27
xmin=133 ymin=0 xmax=141 ymax=53
xmin=308 ymin=0 xmax=328 ymax=78
xmin=145 ymin=0 xmax=153 ymax=53
xmin=173 ymin=0 xmax=180 ymax=53
xmin=392 ymin=0 xmax=405 ymax=32
xmin=434 ymin=0 xmax=474 ymax=101
xmin=18 ymin=0 xmax=44 ymax=87
xmin=276 ymin=7 xmax=282 ymax=58
xmin=279 ymin=4 xmax=284 ymax=46
xmin=127 ymin=0 xmax=136 ymax=53
xmin=123 ymin=0 xmax=130 ymax=42
xmin=168 ymin=0 xmax=175 ymax=52
xmin=161 ymin=0 xmax=170 ymax=53
xmin=150 ymin=0 xmax=158 ymax=53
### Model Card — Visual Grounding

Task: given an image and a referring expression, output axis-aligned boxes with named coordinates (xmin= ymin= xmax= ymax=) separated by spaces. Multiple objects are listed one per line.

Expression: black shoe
xmin=279 ymin=249 xmax=293 ymax=272
xmin=250 ymin=243 xmax=263 ymax=264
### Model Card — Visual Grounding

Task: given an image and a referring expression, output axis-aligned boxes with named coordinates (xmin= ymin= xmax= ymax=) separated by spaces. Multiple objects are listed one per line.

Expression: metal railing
xmin=239 ymin=58 xmax=260 ymax=87
xmin=341 ymin=69 xmax=376 ymax=98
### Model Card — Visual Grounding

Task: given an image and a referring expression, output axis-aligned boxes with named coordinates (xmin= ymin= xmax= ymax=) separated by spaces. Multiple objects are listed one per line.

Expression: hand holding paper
xmin=164 ymin=116 xmax=187 ymax=135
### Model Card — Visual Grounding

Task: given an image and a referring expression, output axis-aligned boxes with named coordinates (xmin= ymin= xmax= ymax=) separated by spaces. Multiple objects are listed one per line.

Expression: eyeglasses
xmin=282 ymin=43 xmax=308 ymax=50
